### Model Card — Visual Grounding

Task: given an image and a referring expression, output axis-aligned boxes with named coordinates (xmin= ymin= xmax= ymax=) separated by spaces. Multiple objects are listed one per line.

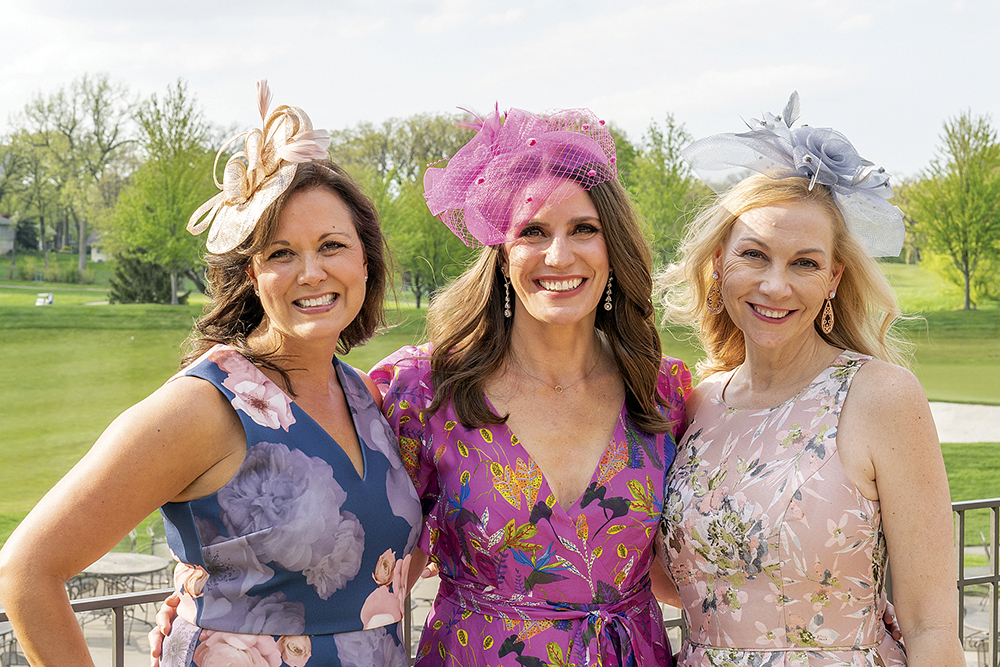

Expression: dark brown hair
xmin=181 ymin=161 xmax=388 ymax=390
xmin=426 ymin=170 xmax=671 ymax=434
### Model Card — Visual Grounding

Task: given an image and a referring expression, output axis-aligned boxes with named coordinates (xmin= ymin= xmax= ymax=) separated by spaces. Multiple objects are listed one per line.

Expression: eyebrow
xmin=736 ymin=235 xmax=826 ymax=256
xmin=267 ymin=231 xmax=351 ymax=247
xmin=526 ymin=215 xmax=601 ymax=226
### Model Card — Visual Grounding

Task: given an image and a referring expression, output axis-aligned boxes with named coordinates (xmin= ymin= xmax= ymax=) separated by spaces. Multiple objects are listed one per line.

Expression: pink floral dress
xmin=658 ymin=351 xmax=907 ymax=666
xmin=371 ymin=345 xmax=692 ymax=667
xmin=159 ymin=345 xmax=423 ymax=667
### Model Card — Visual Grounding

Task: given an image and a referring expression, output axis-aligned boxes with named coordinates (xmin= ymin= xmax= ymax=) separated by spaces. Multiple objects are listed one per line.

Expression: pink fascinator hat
xmin=423 ymin=105 xmax=618 ymax=247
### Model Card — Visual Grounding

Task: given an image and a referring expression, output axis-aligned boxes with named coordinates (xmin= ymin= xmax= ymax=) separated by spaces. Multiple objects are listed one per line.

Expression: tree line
xmin=1 ymin=75 xmax=998 ymax=309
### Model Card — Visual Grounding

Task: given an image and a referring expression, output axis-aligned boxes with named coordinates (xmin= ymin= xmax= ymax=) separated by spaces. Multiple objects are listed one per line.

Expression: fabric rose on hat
xmin=681 ymin=91 xmax=905 ymax=257
xmin=789 ymin=126 xmax=890 ymax=194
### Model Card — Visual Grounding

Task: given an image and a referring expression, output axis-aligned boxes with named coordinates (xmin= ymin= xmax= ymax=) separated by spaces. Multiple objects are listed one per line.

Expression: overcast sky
xmin=3 ymin=0 xmax=998 ymax=180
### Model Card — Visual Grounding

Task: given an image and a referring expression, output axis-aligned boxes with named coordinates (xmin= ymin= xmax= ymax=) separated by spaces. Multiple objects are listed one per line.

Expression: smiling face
xmin=715 ymin=200 xmax=844 ymax=355
xmin=248 ymin=187 xmax=367 ymax=348
xmin=503 ymin=179 xmax=609 ymax=328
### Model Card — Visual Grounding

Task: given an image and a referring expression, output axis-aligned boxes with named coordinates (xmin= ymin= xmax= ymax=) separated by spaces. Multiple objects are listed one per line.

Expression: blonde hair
xmin=656 ymin=174 xmax=908 ymax=378
xmin=427 ymin=176 xmax=671 ymax=434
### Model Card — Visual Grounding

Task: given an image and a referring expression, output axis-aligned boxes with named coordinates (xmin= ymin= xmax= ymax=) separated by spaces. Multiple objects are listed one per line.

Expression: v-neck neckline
xmin=242 ymin=351 xmax=369 ymax=482
xmin=483 ymin=393 xmax=628 ymax=512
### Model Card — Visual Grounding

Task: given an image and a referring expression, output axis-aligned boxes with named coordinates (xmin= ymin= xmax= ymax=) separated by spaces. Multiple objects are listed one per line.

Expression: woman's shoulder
xmin=657 ymin=354 xmax=694 ymax=399
xmin=846 ymin=355 xmax=925 ymax=407
xmin=369 ymin=343 xmax=434 ymax=397
xmin=173 ymin=343 xmax=255 ymax=383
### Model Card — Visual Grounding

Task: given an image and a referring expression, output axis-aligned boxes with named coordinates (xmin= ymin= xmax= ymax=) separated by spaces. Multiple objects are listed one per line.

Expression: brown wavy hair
xmin=656 ymin=174 xmax=908 ymax=378
xmin=181 ymin=161 xmax=388 ymax=392
xmin=426 ymin=174 xmax=671 ymax=434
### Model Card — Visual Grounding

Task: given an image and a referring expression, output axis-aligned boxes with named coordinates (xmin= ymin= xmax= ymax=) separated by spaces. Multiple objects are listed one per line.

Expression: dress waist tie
xmin=437 ymin=576 xmax=668 ymax=667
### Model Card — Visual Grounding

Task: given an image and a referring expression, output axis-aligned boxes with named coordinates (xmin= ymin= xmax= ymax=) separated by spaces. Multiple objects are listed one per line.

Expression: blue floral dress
xmin=371 ymin=345 xmax=692 ymax=667
xmin=159 ymin=345 xmax=422 ymax=667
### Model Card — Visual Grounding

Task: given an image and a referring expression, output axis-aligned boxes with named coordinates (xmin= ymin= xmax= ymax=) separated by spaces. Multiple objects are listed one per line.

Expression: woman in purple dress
xmin=370 ymin=106 xmax=691 ymax=666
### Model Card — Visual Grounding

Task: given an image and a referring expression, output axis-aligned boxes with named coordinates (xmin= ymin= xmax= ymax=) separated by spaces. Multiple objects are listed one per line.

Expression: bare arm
xmin=0 ymin=377 xmax=243 ymax=666
xmin=839 ymin=361 xmax=964 ymax=665
xmin=354 ymin=366 xmax=385 ymax=411
xmin=649 ymin=558 xmax=680 ymax=607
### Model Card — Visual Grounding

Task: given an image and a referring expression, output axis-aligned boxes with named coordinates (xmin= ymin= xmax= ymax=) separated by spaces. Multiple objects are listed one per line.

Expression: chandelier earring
xmin=706 ymin=271 xmax=724 ymax=314
xmin=821 ymin=290 xmax=835 ymax=334
xmin=603 ymin=272 xmax=614 ymax=311
xmin=503 ymin=276 xmax=512 ymax=318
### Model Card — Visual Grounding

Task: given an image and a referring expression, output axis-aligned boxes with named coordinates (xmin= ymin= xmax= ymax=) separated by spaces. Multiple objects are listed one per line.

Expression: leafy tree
xmin=630 ymin=114 xmax=697 ymax=264
xmin=907 ymin=111 xmax=1000 ymax=309
xmin=0 ymin=136 xmax=24 ymax=210
xmin=386 ymin=180 xmax=475 ymax=308
xmin=330 ymin=113 xmax=476 ymax=305
xmin=104 ymin=80 xmax=216 ymax=304
xmin=6 ymin=130 xmax=59 ymax=269
xmin=15 ymin=217 xmax=39 ymax=251
xmin=19 ymin=74 xmax=134 ymax=280
xmin=605 ymin=122 xmax=638 ymax=188
xmin=109 ymin=252 xmax=186 ymax=304
xmin=893 ymin=178 xmax=924 ymax=265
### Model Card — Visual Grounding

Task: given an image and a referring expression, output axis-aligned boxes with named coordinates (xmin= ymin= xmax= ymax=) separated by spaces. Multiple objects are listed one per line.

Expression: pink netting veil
xmin=424 ymin=106 xmax=618 ymax=247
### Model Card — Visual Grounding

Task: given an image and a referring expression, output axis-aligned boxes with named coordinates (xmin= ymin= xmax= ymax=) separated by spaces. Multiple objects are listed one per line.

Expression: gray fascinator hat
xmin=682 ymin=91 xmax=904 ymax=257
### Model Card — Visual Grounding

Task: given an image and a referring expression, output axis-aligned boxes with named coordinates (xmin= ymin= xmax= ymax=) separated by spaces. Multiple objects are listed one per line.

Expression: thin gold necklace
xmin=515 ymin=353 xmax=603 ymax=393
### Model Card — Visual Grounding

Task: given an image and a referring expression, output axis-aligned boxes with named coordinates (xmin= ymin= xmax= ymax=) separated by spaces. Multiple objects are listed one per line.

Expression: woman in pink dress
xmin=371 ymin=106 xmax=691 ymax=666
xmin=655 ymin=93 xmax=963 ymax=666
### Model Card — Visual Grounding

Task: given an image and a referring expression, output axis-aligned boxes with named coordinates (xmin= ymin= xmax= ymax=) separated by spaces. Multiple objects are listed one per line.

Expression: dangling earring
xmin=706 ymin=271 xmax=724 ymax=314
xmin=503 ymin=276 xmax=512 ymax=318
xmin=603 ymin=273 xmax=614 ymax=311
xmin=821 ymin=291 xmax=835 ymax=334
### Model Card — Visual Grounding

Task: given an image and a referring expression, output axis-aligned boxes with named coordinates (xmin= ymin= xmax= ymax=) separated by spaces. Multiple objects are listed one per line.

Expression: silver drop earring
xmin=604 ymin=273 xmax=613 ymax=311
xmin=504 ymin=276 xmax=512 ymax=318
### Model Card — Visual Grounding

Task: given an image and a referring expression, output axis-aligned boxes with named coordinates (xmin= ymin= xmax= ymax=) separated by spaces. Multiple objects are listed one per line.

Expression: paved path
xmin=930 ymin=402 xmax=1000 ymax=443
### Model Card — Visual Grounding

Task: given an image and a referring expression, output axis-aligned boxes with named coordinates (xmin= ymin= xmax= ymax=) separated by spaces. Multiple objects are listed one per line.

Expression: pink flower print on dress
xmin=180 ymin=563 xmax=209 ymax=598
xmin=754 ymin=620 xmax=783 ymax=647
xmin=207 ymin=346 xmax=247 ymax=375
xmin=223 ymin=371 xmax=296 ymax=432
xmin=360 ymin=552 xmax=411 ymax=629
xmin=193 ymin=630 xmax=282 ymax=667
xmin=171 ymin=561 xmax=208 ymax=626
xmin=826 ymin=515 xmax=850 ymax=548
xmin=277 ymin=636 xmax=312 ymax=667
xmin=371 ymin=549 xmax=396 ymax=586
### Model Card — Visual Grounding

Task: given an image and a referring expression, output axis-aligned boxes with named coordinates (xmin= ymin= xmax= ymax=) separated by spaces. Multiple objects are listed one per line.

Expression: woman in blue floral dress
xmin=0 ymin=83 xmax=422 ymax=667
xmin=370 ymin=106 xmax=692 ymax=666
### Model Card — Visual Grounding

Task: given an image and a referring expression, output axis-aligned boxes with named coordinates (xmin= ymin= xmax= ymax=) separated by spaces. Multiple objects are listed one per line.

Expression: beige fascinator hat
xmin=187 ymin=80 xmax=331 ymax=253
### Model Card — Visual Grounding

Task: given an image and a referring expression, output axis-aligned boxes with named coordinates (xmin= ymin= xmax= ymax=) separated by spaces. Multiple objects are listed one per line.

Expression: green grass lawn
xmin=1 ymin=261 xmax=997 ymax=548
xmin=942 ymin=442 xmax=1000 ymax=547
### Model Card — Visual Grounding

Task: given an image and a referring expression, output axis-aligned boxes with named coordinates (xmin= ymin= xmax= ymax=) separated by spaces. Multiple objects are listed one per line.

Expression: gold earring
xmin=821 ymin=291 xmax=835 ymax=334
xmin=706 ymin=271 xmax=724 ymax=314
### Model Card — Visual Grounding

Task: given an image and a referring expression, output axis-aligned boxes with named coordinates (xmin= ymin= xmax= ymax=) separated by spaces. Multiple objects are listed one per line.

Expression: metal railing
xmin=0 ymin=588 xmax=172 ymax=667
xmin=955 ymin=497 xmax=1000 ymax=666
xmin=1 ymin=497 xmax=997 ymax=666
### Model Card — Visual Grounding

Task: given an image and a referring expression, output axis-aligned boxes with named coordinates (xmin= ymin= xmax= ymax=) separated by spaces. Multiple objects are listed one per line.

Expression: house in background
xmin=88 ymin=231 xmax=108 ymax=262
xmin=0 ymin=215 xmax=13 ymax=255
